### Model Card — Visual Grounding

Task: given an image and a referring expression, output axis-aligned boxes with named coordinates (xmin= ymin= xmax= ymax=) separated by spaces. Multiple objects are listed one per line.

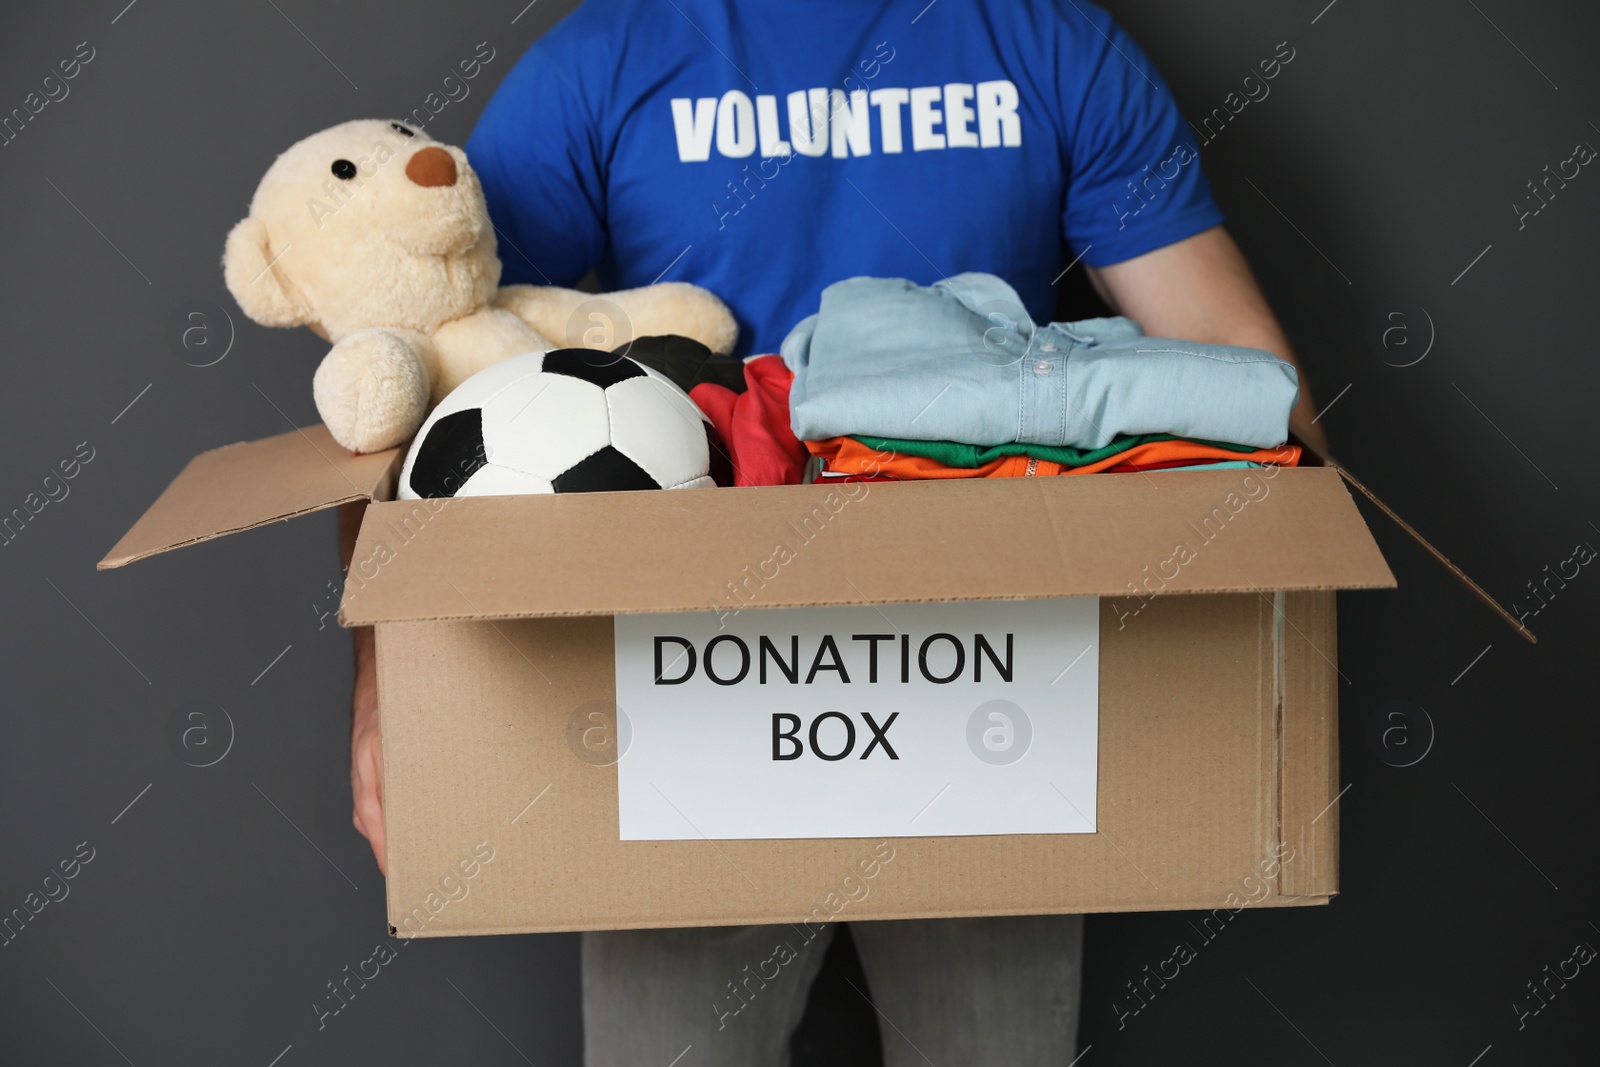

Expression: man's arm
xmin=1084 ymin=225 xmax=1328 ymax=455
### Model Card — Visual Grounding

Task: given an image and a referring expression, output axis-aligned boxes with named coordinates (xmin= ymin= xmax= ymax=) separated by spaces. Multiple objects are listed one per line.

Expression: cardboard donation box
xmin=100 ymin=424 xmax=1520 ymax=937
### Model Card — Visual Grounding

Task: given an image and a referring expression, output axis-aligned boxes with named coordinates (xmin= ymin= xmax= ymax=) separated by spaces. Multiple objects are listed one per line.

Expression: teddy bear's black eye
xmin=391 ymin=122 xmax=414 ymax=137
xmin=331 ymin=159 xmax=358 ymax=180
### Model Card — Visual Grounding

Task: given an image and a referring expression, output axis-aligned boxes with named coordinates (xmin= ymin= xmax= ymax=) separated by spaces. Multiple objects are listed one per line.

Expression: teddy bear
xmin=222 ymin=118 xmax=738 ymax=453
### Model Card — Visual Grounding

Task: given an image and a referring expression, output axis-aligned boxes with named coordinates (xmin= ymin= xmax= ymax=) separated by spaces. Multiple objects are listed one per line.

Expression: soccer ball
xmin=397 ymin=348 xmax=731 ymax=500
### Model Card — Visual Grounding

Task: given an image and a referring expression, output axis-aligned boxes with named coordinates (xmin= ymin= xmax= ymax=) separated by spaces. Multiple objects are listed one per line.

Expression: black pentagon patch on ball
xmin=704 ymin=420 xmax=733 ymax=487
xmin=408 ymin=408 xmax=488 ymax=498
xmin=540 ymin=348 xmax=647 ymax=389
xmin=552 ymin=445 xmax=662 ymax=493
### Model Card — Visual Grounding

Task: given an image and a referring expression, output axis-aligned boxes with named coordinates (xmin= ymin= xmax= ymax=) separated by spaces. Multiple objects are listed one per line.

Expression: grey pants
xmin=582 ymin=914 xmax=1084 ymax=1066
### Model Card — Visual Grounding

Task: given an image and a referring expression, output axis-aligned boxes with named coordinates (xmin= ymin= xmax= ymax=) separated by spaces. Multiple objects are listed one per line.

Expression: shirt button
xmin=1033 ymin=360 xmax=1053 ymax=376
xmin=1039 ymin=343 xmax=1059 ymax=353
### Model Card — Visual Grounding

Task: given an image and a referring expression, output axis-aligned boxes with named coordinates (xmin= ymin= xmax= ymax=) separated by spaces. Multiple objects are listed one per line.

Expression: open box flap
xmin=98 ymin=425 xmax=402 ymax=570
xmin=338 ymin=465 xmax=1395 ymax=625
xmin=1291 ymin=435 xmax=1537 ymax=645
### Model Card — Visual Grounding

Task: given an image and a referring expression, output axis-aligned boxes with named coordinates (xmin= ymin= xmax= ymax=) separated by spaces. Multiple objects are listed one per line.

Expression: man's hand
xmin=341 ymin=501 xmax=386 ymax=875
xmin=350 ymin=624 xmax=386 ymax=875
xmin=1085 ymin=225 xmax=1331 ymax=456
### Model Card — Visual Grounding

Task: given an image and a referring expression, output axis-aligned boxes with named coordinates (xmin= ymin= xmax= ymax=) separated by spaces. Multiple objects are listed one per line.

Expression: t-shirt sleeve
xmin=465 ymin=31 xmax=609 ymax=288
xmin=1057 ymin=4 xmax=1224 ymax=267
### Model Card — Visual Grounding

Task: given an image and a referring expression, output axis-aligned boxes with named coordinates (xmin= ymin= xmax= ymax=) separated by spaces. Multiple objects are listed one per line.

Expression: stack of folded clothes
xmin=780 ymin=272 xmax=1303 ymax=482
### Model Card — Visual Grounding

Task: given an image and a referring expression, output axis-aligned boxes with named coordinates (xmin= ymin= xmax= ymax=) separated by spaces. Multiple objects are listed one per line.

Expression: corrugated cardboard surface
xmin=342 ymin=466 xmax=1393 ymax=625
xmin=89 ymin=424 xmax=1368 ymax=932
xmin=1278 ymin=589 xmax=1341 ymax=897
xmin=377 ymin=591 xmax=1335 ymax=937
xmin=98 ymin=425 xmax=401 ymax=570
xmin=98 ymin=420 xmax=1526 ymax=642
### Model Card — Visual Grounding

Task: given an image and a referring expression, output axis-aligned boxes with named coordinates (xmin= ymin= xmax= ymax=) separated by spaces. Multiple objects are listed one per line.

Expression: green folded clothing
xmin=848 ymin=433 xmax=1260 ymax=469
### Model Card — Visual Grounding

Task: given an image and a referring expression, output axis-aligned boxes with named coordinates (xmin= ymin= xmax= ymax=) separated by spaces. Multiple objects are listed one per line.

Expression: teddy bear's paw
xmin=313 ymin=329 xmax=431 ymax=453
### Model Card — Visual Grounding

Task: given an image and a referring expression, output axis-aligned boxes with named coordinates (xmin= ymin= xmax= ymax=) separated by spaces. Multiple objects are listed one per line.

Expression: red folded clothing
xmin=689 ymin=355 xmax=810 ymax=487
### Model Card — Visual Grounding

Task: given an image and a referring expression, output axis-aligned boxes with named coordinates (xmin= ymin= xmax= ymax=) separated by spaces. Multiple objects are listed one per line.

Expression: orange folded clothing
xmin=807 ymin=436 xmax=1300 ymax=479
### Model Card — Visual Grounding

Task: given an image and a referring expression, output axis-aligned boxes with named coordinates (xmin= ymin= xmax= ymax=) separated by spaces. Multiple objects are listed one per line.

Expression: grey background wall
xmin=2 ymin=1 xmax=1595 ymax=1064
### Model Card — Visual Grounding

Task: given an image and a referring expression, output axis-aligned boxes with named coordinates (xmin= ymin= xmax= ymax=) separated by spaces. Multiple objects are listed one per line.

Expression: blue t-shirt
xmin=467 ymin=0 xmax=1222 ymax=357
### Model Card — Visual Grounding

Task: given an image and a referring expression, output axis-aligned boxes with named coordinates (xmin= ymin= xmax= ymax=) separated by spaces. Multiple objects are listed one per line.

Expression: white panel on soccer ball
xmin=424 ymin=357 xmax=545 ymax=427
xmin=448 ymin=351 xmax=551 ymax=407
xmin=398 ymin=352 xmax=549 ymax=498
xmin=670 ymin=474 xmax=718 ymax=491
xmin=455 ymin=463 xmax=554 ymax=497
xmin=605 ymin=375 xmax=710 ymax=488
xmin=633 ymin=361 xmax=682 ymax=390
xmin=480 ymin=372 xmax=613 ymax=480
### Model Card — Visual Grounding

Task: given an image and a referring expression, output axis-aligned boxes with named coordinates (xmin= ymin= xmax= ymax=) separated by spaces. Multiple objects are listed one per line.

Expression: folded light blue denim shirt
xmin=780 ymin=273 xmax=1300 ymax=449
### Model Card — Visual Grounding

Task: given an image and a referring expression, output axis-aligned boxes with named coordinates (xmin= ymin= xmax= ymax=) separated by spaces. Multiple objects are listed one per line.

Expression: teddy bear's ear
xmin=222 ymin=216 xmax=310 ymax=327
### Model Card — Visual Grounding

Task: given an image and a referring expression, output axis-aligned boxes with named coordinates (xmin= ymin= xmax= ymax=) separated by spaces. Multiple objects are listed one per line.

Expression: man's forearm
xmin=1085 ymin=226 xmax=1327 ymax=452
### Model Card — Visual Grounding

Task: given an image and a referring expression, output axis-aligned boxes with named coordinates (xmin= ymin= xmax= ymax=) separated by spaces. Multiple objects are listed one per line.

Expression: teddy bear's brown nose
xmin=405 ymin=146 xmax=457 ymax=188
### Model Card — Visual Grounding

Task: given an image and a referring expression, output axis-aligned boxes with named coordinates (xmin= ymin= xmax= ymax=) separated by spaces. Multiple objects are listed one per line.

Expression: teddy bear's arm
xmin=492 ymin=285 xmax=599 ymax=350
xmin=494 ymin=282 xmax=738 ymax=356
xmin=312 ymin=327 xmax=441 ymax=454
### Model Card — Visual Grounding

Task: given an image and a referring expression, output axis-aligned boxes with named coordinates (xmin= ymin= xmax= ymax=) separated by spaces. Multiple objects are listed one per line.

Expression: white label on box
xmin=612 ymin=598 xmax=1099 ymax=840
